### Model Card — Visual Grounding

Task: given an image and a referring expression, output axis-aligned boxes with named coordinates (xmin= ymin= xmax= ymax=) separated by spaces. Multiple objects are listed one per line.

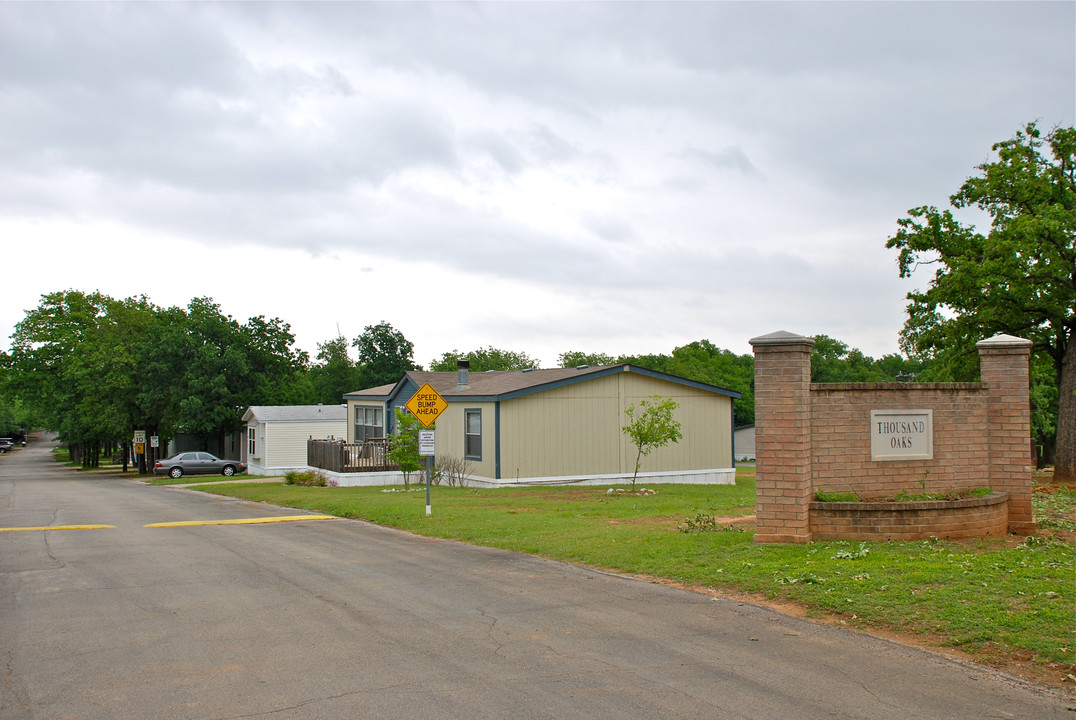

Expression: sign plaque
xmin=419 ymin=430 xmax=436 ymax=457
xmin=870 ymin=409 xmax=933 ymax=461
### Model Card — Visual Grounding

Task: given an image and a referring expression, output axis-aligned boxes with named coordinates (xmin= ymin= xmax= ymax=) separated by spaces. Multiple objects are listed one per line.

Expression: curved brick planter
xmin=809 ymin=492 xmax=1009 ymax=541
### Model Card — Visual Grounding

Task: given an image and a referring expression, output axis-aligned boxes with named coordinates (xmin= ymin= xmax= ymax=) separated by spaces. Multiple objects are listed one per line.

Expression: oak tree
xmin=886 ymin=122 xmax=1075 ymax=481
xmin=353 ymin=321 xmax=419 ymax=389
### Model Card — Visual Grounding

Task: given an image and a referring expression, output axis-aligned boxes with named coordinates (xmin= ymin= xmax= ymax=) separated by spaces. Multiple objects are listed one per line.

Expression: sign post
xmin=405 ymin=383 xmax=449 ymax=516
xmin=133 ymin=430 xmax=147 ymax=473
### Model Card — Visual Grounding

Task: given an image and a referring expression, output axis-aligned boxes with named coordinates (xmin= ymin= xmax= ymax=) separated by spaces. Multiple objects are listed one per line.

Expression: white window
xmin=248 ymin=427 xmax=257 ymax=457
xmin=464 ymin=409 xmax=481 ymax=460
xmin=355 ymin=407 xmax=384 ymax=443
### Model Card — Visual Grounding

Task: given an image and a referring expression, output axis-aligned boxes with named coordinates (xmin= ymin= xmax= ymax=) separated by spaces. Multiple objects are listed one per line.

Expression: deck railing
xmin=307 ymin=438 xmax=397 ymax=473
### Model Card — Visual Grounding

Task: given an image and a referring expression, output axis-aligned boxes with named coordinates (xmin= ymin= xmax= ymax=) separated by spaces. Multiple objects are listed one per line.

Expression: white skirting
xmin=306 ymin=467 xmax=735 ymax=488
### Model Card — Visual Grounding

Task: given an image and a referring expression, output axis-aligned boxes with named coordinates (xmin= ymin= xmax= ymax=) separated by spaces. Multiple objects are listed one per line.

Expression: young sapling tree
xmin=622 ymin=395 xmax=682 ymax=489
xmin=387 ymin=408 xmax=424 ymax=490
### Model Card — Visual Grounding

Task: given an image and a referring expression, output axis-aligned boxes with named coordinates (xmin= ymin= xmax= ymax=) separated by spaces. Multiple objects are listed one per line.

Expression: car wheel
xmin=222 ymin=465 xmax=236 ymax=477
xmin=169 ymin=467 xmax=183 ymax=479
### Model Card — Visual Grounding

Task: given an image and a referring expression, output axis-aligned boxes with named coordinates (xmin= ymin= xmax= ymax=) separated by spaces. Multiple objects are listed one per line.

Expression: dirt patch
xmin=705 ymin=513 xmax=756 ymax=526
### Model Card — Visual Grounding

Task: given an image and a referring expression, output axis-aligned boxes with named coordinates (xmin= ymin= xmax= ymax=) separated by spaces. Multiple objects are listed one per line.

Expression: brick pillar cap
xmin=976 ymin=334 xmax=1032 ymax=351
xmin=749 ymin=330 xmax=814 ymax=349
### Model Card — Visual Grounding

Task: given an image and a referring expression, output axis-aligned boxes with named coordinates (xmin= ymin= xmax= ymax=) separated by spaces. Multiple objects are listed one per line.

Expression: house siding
xmin=266 ymin=421 xmax=345 ymax=469
xmin=618 ymin=373 xmax=733 ymax=473
xmin=499 ymin=374 xmax=621 ymax=478
xmin=246 ymin=417 xmax=346 ymax=475
xmin=497 ymin=371 xmax=733 ymax=480
xmin=433 ymin=401 xmax=497 ymax=479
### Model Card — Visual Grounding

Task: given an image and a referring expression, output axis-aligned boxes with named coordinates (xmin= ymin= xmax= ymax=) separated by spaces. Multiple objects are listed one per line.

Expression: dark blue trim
xmin=495 ymin=403 xmax=501 ymax=480
xmin=619 ymin=365 xmax=742 ymax=399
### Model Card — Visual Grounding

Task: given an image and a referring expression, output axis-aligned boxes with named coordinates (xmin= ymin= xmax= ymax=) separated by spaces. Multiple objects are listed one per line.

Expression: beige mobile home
xmin=242 ymin=405 xmax=348 ymax=476
xmin=343 ymin=364 xmax=741 ymax=487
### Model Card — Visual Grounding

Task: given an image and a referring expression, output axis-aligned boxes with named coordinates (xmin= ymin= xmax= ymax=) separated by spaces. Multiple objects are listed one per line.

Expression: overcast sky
xmin=2 ymin=2 xmax=1073 ymax=369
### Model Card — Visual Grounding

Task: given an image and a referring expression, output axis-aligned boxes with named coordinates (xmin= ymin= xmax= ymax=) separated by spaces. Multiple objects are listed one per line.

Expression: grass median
xmin=198 ymin=471 xmax=1075 ymax=688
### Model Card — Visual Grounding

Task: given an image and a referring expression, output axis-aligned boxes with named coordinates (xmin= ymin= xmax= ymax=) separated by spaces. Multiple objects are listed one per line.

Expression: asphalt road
xmin=1 ymin=438 xmax=1070 ymax=719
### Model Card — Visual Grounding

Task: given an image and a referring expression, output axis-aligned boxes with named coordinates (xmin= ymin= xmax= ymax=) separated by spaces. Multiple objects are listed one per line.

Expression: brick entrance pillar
xmin=750 ymin=331 xmax=815 ymax=543
xmin=977 ymin=334 xmax=1036 ymax=534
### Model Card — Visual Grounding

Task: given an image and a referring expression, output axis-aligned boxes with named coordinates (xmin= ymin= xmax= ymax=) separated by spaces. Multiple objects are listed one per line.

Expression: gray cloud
xmin=0 ymin=1 xmax=1072 ymax=364
xmin=681 ymin=146 xmax=761 ymax=177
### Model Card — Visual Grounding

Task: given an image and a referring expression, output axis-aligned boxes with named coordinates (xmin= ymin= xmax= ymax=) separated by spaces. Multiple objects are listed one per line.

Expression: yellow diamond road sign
xmin=405 ymin=383 xmax=448 ymax=428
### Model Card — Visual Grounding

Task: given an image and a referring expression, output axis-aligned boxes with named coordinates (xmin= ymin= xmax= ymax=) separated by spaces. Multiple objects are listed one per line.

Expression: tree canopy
xmin=5 ymin=290 xmax=308 ymax=466
xmin=429 ymin=346 xmax=537 ymax=373
xmin=352 ymin=321 xmax=420 ymax=389
xmin=886 ymin=122 xmax=1075 ymax=480
xmin=620 ymin=340 xmax=756 ymax=427
xmin=308 ymin=334 xmax=361 ymax=404
xmin=558 ymin=351 xmax=616 ymax=368
xmin=810 ymin=335 xmax=925 ymax=384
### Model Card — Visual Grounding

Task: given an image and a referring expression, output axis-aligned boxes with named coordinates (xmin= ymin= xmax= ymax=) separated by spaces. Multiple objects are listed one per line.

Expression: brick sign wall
xmin=749 ymin=332 xmax=1035 ymax=544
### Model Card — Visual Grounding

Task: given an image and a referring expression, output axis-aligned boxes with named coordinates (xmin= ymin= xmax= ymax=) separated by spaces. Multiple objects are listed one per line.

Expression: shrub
xmin=435 ymin=455 xmax=473 ymax=487
xmin=283 ymin=469 xmax=331 ymax=487
xmin=677 ymin=512 xmax=745 ymax=533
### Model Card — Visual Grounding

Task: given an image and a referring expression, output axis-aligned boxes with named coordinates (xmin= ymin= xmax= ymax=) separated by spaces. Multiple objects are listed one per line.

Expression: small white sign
xmin=419 ymin=430 xmax=436 ymax=457
xmin=870 ymin=409 xmax=933 ymax=461
xmin=150 ymin=436 xmax=159 ymax=448
xmin=133 ymin=430 xmax=146 ymax=445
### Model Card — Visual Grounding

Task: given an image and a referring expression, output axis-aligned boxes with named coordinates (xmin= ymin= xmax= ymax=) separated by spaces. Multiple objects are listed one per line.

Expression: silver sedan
xmin=153 ymin=452 xmax=247 ymax=479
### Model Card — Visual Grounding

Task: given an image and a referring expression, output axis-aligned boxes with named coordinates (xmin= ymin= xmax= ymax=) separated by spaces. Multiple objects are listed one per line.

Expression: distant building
xmin=734 ymin=424 xmax=756 ymax=461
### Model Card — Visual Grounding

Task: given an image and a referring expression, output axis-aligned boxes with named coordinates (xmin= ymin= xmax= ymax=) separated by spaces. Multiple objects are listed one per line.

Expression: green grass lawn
xmin=196 ymin=471 xmax=1075 ymax=684
xmin=143 ymin=473 xmax=260 ymax=485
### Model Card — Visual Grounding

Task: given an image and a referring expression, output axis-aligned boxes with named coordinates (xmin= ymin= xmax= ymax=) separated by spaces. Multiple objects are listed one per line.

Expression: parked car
xmin=0 ymin=439 xmax=13 ymax=454
xmin=153 ymin=452 xmax=246 ymax=479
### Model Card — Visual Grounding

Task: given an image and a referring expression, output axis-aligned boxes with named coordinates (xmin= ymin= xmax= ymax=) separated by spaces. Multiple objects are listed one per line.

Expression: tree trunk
xmin=1055 ymin=336 xmax=1075 ymax=483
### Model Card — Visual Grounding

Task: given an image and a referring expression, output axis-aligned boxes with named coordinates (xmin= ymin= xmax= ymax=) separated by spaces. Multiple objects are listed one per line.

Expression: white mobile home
xmin=242 ymin=405 xmax=347 ymax=476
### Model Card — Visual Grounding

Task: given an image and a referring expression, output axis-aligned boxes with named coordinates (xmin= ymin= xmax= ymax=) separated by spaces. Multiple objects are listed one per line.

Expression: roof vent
xmin=576 ymin=364 xmax=589 ymax=370
xmin=457 ymin=360 xmax=470 ymax=391
xmin=522 ymin=368 xmax=534 ymax=373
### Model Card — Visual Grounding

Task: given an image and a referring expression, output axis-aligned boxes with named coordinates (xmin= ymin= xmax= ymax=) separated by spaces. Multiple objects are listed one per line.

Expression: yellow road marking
xmin=143 ymin=515 xmax=336 ymax=528
xmin=0 ymin=525 xmax=115 ymax=532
